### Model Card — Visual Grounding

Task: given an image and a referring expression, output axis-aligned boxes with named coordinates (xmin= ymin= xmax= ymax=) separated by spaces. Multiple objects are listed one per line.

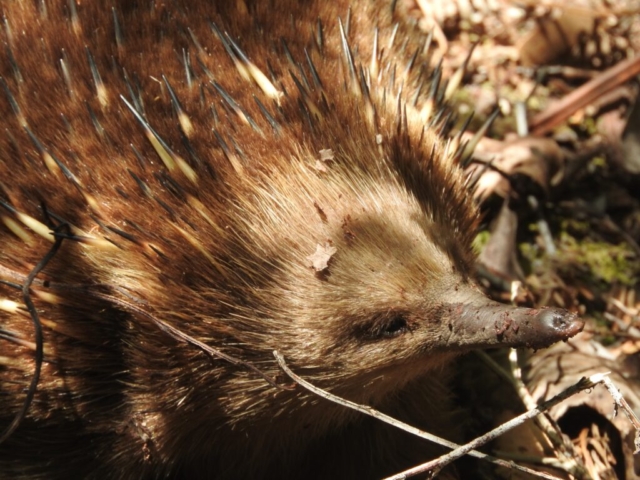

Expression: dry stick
xmin=273 ymin=351 xmax=561 ymax=480
xmin=600 ymin=375 xmax=640 ymax=454
xmin=529 ymin=55 xmax=640 ymax=135
xmin=508 ymin=349 xmax=587 ymax=478
xmin=385 ymin=372 xmax=640 ymax=480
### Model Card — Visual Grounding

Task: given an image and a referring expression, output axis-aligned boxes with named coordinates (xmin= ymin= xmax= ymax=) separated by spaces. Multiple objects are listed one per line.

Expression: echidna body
xmin=0 ymin=1 xmax=581 ymax=479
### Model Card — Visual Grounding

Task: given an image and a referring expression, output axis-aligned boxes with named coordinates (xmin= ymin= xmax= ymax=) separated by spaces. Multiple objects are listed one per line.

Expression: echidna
xmin=0 ymin=1 xmax=582 ymax=479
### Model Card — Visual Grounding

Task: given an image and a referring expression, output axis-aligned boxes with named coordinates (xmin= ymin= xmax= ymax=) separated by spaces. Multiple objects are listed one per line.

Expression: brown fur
xmin=0 ymin=1 xmax=579 ymax=479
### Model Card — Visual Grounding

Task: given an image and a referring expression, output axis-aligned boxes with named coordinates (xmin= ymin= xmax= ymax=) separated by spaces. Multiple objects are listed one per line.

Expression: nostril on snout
xmin=539 ymin=309 xmax=574 ymax=331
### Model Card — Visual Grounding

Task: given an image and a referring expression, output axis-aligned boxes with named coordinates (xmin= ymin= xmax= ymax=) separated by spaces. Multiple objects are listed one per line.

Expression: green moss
xmin=473 ymin=230 xmax=491 ymax=256
xmin=519 ymin=228 xmax=640 ymax=288
xmin=556 ymin=233 xmax=639 ymax=286
xmin=590 ymin=156 xmax=607 ymax=169
xmin=591 ymin=312 xmax=617 ymax=345
xmin=518 ymin=241 xmax=539 ymax=270
xmin=559 ymin=219 xmax=590 ymax=237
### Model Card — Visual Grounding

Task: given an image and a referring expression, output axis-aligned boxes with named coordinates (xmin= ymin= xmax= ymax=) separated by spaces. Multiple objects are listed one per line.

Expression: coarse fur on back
xmin=0 ymin=1 xmax=582 ymax=479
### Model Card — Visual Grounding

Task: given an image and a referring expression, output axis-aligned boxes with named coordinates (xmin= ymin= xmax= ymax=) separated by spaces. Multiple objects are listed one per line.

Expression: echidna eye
xmin=381 ymin=315 xmax=409 ymax=338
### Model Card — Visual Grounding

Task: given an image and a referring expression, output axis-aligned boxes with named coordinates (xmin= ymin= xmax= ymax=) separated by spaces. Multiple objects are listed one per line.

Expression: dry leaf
xmin=517 ymin=6 xmax=597 ymax=66
xmin=621 ymin=94 xmax=640 ymax=174
xmin=479 ymin=200 xmax=525 ymax=283
xmin=319 ymin=148 xmax=334 ymax=162
xmin=306 ymin=243 xmax=337 ymax=272
xmin=314 ymin=160 xmax=328 ymax=172
xmin=471 ymin=136 xmax=565 ymax=201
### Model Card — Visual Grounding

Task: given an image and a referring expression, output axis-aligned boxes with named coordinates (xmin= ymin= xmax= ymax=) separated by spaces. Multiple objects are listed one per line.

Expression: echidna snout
xmin=0 ymin=1 xmax=582 ymax=479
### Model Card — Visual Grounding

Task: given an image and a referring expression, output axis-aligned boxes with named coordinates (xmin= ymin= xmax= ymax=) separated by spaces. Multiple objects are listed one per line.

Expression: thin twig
xmin=273 ymin=350 xmax=562 ymax=480
xmin=275 ymin=350 xmax=640 ymax=480
xmin=600 ymin=375 xmax=640 ymax=453
xmin=386 ymin=373 xmax=623 ymax=479
xmin=509 ymin=349 xmax=587 ymax=478
xmin=0 ymin=222 xmax=69 ymax=444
